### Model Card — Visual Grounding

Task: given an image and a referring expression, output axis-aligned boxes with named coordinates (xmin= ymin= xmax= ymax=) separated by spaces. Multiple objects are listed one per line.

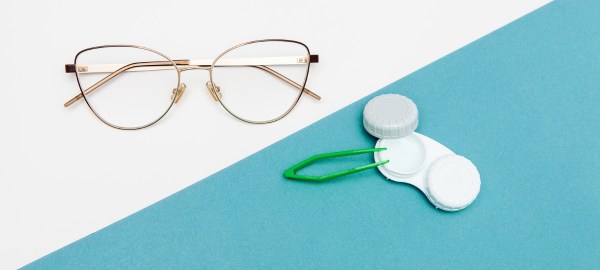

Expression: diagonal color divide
xmin=22 ymin=0 xmax=600 ymax=268
xmin=0 ymin=2 xmax=553 ymax=269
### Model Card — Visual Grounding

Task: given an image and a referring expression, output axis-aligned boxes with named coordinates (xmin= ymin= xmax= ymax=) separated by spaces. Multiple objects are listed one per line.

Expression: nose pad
xmin=171 ymin=83 xmax=187 ymax=103
xmin=205 ymin=81 xmax=222 ymax=101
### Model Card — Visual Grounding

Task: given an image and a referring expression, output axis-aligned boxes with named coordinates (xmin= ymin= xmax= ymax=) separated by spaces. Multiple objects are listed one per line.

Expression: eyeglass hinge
xmin=65 ymin=64 xmax=88 ymax=73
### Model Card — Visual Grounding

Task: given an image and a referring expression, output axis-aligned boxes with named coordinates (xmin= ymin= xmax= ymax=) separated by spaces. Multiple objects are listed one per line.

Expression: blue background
xmin=25 ymin=0 xmax=599 ymax=269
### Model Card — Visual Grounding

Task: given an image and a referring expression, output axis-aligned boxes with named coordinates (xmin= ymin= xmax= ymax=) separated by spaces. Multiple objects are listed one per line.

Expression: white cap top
xmin=425 ymin=154 xmax=481 ymax=211
xmin=363 ymin=94 xmax=418 ymax=139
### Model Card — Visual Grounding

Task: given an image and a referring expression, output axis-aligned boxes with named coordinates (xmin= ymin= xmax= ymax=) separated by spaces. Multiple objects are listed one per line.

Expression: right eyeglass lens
xmin=75 ymin=46 xmax=179 ymax=129
xmin=210 ymin=41 xmax=310 ymax=123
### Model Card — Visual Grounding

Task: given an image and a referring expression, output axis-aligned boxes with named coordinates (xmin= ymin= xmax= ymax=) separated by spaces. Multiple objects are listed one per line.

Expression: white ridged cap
xmin=363 ymin=94 xmax=418 ymax=139
xmin=425 ymin=154 xmax=481 ymax=211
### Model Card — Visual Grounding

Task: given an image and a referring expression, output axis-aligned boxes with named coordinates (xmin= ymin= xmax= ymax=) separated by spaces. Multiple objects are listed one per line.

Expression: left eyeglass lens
xmin=75 ymin=46 xmax=179 ymax=128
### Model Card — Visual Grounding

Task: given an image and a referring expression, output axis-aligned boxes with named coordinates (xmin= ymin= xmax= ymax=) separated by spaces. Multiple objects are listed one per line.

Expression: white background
xmin=0 ymin=1 xmax=551 ymax=269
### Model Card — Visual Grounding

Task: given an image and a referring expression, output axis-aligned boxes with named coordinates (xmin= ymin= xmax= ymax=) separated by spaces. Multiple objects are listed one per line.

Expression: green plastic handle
xmin=284 ymin=148 xmax=389 ymax=181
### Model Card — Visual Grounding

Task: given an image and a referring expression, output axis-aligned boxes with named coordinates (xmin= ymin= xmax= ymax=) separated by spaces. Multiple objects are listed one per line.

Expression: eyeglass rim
xmin=73 ymin=45 xmax=181 ymax=130
xmin=208 ymin=39 xmax=312 ymax=124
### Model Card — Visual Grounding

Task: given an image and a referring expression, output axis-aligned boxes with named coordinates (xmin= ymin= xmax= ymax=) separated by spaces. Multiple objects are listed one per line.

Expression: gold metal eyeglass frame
xmin=64 ymin=39 xmax=320 ymax=130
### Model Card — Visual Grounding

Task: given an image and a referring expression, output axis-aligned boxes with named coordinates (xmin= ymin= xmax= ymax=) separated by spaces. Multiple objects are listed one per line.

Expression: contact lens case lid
xmin=363 ymin=94 xmax=418 ymax=139
xmin=425 ymin=154 xmax=481 ymax=211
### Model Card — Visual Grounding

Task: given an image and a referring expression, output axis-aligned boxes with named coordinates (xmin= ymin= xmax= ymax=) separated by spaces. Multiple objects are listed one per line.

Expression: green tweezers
xmin=284 ymin=148 xmax=389 ymax=181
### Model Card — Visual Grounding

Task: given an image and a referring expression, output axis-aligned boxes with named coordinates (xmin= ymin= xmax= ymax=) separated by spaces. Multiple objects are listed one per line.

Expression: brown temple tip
xmin=65 ymin=64 xmax=76 ymax=73
xmin=64 ymin=94 xmax=83 ymax=107
xmin=304 ymin=88 xmax=321 ymax=101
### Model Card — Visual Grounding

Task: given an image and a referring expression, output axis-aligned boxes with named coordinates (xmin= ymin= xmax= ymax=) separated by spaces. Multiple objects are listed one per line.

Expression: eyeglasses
xmin=63 ymin=39 xmax=321 ymax=130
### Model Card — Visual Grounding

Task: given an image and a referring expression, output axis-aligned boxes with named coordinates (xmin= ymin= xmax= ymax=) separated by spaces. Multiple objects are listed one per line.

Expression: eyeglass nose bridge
xmin=175 ymin=66 xmax=221 ymax=102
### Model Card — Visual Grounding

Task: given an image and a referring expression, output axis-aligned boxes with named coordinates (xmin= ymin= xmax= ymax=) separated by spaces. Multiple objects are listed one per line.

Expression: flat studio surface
xmin=18 ymin=0 xmax=600 ymax=269
xmin=2 ymin=1 xmax=555 ymax=268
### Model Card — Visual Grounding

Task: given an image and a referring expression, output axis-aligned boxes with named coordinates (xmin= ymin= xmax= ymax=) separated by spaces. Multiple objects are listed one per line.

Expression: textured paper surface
xmin=24 ymin=0 xmax=600 ymax=268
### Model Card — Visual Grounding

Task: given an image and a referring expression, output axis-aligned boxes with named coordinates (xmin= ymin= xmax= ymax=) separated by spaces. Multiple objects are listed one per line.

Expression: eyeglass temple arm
xmin=64 ymin=55 xmax=320 ymax=107
xmin=63 ymin=60 xmax=189 ymax=107
xmin=250 ymin=65 xmax=320 ymax=100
